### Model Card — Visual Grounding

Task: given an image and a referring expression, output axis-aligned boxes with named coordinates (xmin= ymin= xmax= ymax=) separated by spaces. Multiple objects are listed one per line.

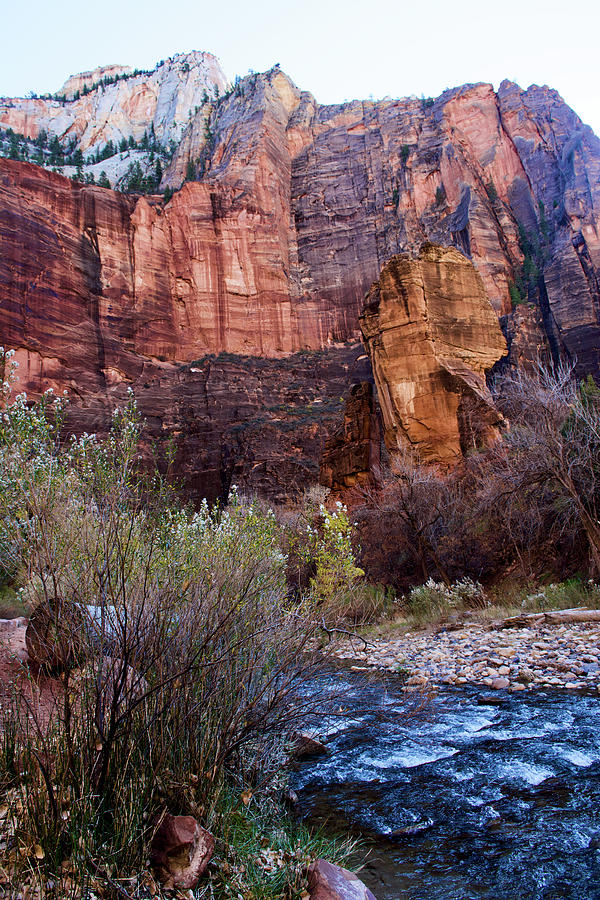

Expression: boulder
xmin=281 ymin=788 xmax=299 ymax=808
xmin=307 ymin=859 xmax=377 ymax=900
xmin=291 ymin=732 xmax=329 ymax=761
xmin=25 ymin=599 xmax=86 ymax=671
xmin=150 ymin=813 xmax=215 ymax=890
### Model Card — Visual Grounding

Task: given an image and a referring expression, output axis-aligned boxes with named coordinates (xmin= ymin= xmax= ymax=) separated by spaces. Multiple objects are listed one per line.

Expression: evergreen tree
xmin=48 ymin=135 xmax=62 ymax=165
xmin=185 ymin=159 xmax=196 ymax=182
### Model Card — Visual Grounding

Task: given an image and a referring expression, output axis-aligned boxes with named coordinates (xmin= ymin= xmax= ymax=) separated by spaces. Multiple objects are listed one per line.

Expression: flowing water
xmin=292 ymin=666 xmax=600 ymax=899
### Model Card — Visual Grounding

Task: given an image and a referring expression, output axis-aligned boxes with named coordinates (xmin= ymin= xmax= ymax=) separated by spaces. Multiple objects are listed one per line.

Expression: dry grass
xmin=354 ymin=576 xmax=600 ymax=639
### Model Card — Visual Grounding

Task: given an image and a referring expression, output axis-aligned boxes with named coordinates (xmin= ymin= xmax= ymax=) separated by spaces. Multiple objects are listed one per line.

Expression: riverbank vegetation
xmin=1 ymin=346 xmax=598 ymax=892
xmin=352 ymin=362 xmax=600 ymax=629
xmin=0 ymin=350 xmax=360 ymax=898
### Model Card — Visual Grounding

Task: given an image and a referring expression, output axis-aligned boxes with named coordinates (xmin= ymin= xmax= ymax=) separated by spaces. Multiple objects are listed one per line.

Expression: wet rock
xmin=291 ymin=732 xmax=329 ymax=761
xmin=390 ymin=819 xmax=434 ymax=839
xmin=150 ymin=813 xmax=214 ymax=890
xmin=307 ymin=859 xmax=377 ymax=900
xmin=281 ymin=788 xmax=299 ymax=808
xmin=477 ymin=694 xmax=506 ymax=706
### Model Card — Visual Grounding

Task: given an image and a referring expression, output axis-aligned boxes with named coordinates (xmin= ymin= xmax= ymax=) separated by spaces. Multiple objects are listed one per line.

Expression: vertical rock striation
xmin=1 ymin=58 xmax=600 ymax=497
xmin=360 ymin=245 xmax=507 ymax=463
xmin=320 ymin=381 xmax=381 ymax=491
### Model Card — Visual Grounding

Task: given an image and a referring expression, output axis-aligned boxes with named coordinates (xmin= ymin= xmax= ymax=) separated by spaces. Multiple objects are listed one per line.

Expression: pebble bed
xmin=331 ymin=622 xmax=600 ymax=691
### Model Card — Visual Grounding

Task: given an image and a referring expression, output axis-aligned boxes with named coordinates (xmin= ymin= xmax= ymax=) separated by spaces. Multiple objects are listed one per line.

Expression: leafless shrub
xmin=489 ymin=361 xmax=600 ymax=574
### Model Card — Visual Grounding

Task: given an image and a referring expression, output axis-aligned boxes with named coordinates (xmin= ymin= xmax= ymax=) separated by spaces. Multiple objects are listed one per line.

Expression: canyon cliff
xmin=360 ymin=245 xmax=507 ymax=463
xmin=0 ymin=52 xmax=226 ymax=153
xmin=1 ymin=57 xmax=599 ymax=499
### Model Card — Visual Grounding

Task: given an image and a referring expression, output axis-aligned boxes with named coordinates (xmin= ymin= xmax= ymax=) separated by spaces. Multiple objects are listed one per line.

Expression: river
xmin=292 ymin=666 xmax=600 ymax=899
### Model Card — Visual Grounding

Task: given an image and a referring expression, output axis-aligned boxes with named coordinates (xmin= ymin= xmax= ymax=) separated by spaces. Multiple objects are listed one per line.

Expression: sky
xmin=2 ymin=0 xmax=600 ymax=135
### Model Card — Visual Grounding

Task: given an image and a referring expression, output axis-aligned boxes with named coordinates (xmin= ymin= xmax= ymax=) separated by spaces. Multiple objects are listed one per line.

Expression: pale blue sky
xmin=3 ymin=0 xmax=600 ymax=135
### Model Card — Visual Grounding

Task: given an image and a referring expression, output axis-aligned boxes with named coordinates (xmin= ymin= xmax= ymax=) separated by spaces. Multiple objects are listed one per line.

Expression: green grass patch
xmin=208 ymin=789 xmax=361 ymax=899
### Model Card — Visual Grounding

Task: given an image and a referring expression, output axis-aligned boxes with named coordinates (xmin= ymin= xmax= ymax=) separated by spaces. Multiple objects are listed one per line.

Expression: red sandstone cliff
xmin=1 ymin=60 xmax=599 ymax=498
xmin=360 ymin=246 xmax=507 ymax=463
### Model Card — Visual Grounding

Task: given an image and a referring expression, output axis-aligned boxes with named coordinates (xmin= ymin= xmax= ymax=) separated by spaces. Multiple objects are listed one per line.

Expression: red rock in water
xmin=307 ymin=859 xmax=377 ymax=900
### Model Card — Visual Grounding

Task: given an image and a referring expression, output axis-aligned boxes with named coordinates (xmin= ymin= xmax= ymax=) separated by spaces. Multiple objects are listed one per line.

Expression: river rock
xmin=307 ymin=859 xmax=377 ymax=900
xmin=491 ymin=677 xmax=510 ymax=690
xmin=332 ymin=617 xmax=600 ymax=693
xmin=390 ymin=819 xmax=434 ymax=838
xmin=291 ymin=732 xmax=329 ymax=761
xmin=477 ymin=694 xmax=506 ymax=706
xmin=150 ymin=814 xmax=214 ymax=890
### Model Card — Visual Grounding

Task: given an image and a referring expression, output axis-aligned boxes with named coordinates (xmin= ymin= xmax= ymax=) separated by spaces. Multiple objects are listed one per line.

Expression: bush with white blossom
xmin=301 ymin=501 xmax=364 ymax=603
xmin=406 ymin=577 xmax=486 ymax=616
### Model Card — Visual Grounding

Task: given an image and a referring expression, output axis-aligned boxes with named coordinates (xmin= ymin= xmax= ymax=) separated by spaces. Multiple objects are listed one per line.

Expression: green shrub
xmin=333 ymin=581 xmax=396 ymax=625
xmin=509 ymin=281 xmax=524 ymax=306
xmin=301 ymin=502 xmax=364 ymax=604
xmin=521 ymin=578 xmax=600 ymax=611
xmin=485 ymin=180 xmax=498 ymax=203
